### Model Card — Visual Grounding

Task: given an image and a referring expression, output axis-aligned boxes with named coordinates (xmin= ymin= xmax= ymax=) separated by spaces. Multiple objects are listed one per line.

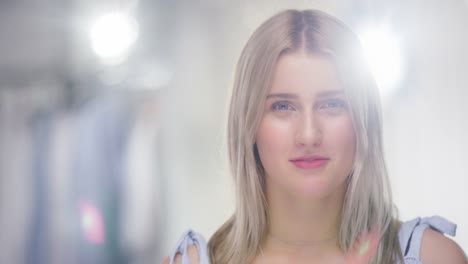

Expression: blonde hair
xmin=209 ymin=9 xmax=402 ymax=264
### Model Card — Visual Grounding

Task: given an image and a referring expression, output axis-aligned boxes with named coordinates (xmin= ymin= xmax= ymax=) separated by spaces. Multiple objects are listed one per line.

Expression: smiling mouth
xmin=290 ymin=158 xmax=329 ymax=170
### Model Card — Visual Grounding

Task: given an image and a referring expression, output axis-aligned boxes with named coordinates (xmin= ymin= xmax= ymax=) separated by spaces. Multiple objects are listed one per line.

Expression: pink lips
xmin=290 ymin=155 xmax=329 ymax=169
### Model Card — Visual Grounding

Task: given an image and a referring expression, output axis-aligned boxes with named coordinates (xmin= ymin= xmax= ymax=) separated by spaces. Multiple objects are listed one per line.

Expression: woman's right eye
xmin=271 ymin=102 xmax=294 ymax=111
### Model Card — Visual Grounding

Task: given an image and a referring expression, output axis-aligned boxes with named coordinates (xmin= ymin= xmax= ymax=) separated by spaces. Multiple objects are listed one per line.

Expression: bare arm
xmin=421 ymin=229 xmax=468 ymax=264
xmin=160 ymin=246 xmax=200 ymax=264
xmin=160 ymin=256 xmax=169 ymax=264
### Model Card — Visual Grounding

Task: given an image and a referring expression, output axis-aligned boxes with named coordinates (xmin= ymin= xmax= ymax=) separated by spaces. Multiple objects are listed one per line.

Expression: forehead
xmin=269 ymin=52 xmax=341 ymax=94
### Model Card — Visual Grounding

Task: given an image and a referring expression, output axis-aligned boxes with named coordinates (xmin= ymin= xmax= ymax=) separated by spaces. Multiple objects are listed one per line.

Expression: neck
xmin=264 ymin=182 xmax=346 ymax=255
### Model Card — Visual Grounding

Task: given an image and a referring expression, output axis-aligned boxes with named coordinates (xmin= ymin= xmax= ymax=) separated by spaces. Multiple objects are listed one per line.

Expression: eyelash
xmin=270 ymin=99 xmax=347 ymax=112
xmin=271 ymin=101 xmax=295 ymax=111
xmin=317 ymin=99 xmax=346 ymax=110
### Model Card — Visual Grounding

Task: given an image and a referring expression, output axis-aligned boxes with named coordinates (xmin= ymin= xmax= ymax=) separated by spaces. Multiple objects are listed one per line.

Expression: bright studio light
xmin=358 ymin=24 xmax=404 ymax=99
xmin=90 ymin=12 xmax=138 ymax=62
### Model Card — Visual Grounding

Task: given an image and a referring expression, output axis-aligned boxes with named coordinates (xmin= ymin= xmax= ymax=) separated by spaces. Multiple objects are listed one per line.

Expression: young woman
xmin=162 ymin=9 xmax=467 ymax=264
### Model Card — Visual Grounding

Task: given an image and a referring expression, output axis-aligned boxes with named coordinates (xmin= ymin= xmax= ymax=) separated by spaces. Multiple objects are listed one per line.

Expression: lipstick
xmin=290 ymin=155 xmax=329 ymax=169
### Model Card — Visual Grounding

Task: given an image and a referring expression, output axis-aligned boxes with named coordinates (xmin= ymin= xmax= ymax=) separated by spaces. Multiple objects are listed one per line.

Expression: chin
xmin=295 ymin=178 xmax=345 ymax=199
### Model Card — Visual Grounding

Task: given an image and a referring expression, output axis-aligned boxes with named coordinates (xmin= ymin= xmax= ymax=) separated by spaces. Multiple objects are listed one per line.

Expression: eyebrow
xmin=266 ymin=90 xmax=344 ymax=99
xmin=266 ymin=93 xmax=298 ymax=99
xmin=317 ymin=90 xmax=344 ymax=97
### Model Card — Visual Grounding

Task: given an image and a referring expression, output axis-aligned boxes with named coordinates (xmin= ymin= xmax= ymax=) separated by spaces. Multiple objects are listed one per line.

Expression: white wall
xmin=384 ymin=0 xmax=468 ymax=251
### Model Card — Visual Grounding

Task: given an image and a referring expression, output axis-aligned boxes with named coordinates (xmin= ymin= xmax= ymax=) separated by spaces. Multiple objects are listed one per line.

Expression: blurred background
xmin=0 ymin=0 xmax=467 ymax=263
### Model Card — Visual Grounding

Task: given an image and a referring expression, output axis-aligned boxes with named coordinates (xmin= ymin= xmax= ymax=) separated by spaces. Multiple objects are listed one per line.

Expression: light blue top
xmin=169 ymin=215 xmax=457 ymax=264
xmin=398 ymin=216 xmax=457 ymax=264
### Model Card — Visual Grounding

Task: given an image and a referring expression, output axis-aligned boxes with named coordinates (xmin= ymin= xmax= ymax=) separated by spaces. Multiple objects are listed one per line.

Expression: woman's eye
xmin=271 ymin=102 xmax=294 ymax=111
xmin=319 ymin=99 xmax=346 ymax=110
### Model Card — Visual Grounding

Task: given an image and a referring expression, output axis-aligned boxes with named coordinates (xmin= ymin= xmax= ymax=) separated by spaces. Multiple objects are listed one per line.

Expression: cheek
xmin=325 ymin=117 xmax=356 ymax=163
xmin=255 ymin=118 xmax=293 ymax=165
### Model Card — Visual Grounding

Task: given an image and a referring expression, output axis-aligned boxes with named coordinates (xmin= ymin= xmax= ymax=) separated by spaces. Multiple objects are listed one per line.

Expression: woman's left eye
xmin=319 ymin=99 xmax=346 ymax=109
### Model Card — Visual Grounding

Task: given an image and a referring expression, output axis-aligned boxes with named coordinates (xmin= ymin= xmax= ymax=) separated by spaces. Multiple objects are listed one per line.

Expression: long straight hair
xmin=208 ymin=9 xmax=403 ymax=264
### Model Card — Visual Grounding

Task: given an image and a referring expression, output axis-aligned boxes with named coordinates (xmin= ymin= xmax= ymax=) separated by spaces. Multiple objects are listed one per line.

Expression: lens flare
xmin=79 ymin=200 xmax=105 ymax=244
xmin=90 ymin=12 xmax=139 ymax=63
xmin=358 ymin=24 xmax=405 ymax=101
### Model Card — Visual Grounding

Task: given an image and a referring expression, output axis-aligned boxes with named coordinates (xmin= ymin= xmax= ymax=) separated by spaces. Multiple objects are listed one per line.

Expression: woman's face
xmin=255 ymin=52 xmax=356 ymax=199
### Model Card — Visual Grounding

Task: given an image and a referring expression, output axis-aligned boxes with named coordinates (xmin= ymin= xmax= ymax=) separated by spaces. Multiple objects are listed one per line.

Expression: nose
xmin=295 ymin=111 xmax=322 ymax=148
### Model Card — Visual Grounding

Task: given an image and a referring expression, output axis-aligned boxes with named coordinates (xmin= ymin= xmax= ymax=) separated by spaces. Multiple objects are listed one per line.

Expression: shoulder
xmin=160 ymin=245 xmax=200 ymax=264
xmin=160 ymin=256 xmax=170 ymax=264
xmin=420 ymin=228 xmax=467 ymax=264
xmin=162 ymin=229 xmax=208 ymax=264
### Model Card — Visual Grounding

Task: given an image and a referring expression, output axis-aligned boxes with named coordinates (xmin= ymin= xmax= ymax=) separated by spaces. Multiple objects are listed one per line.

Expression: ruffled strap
xmin=399 ymin=216 xmax=457 ymax=262
xmin=169 ymin=229 xmax=210 ymax=264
